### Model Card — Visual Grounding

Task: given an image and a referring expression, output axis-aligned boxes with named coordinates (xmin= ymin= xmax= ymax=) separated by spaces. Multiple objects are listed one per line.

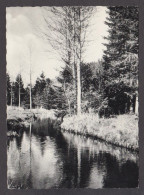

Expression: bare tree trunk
xmin=19 ymin=77 xmax=21 ymax=108
xmin=135 ymin=80 xmax=138 ymax=115
xmin=19 ymin=84 xmax=21 ymax=107
xmin=63 ymin=80 xmax=71 ymax=115
xmin=76 ymin=8 xmax=82 ymax=115
xmin=10 ymin=84 xmax=13 ymax=106
xmin=73 ymin=8 xmax=77 ymax=114
xmin=76 ymin=59 xmax=81 ymax=115
xmin=132 ymin=94 xmax=136 ymax=113
xmin=29 ymin=47 xmax=32 ymax=111
xmin=73 ymin=63 xmax=77 ymax=114
xmin=30 ymin=75 xmax=32 ymax=110
xmin=68 ymin=99 xmax=71 ymax=116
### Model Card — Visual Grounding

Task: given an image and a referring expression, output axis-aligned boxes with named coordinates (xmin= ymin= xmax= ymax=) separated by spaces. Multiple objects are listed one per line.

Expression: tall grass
xmin=7 ymin=106 xmax=56 ymax=120
xmin=61 ymin=114 xmax=138 ymax=151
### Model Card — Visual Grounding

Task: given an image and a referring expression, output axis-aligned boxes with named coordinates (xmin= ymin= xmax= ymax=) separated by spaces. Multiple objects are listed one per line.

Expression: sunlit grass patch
xmin=61 ymin=114 xmax=138 ymax=151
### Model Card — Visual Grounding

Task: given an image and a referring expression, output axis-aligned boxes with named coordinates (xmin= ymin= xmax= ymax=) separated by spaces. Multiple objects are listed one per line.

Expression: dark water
xmin=7 ymin=118 xmax=138 ymax=189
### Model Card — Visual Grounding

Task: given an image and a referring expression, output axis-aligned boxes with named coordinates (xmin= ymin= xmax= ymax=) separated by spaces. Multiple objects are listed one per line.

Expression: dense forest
xmin=7 ymin=6 xmax=138 ymax=118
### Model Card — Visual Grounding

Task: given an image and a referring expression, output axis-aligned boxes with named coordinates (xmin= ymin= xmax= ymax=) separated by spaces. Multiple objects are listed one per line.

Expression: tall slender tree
xmin=102 ymin=6 xmax=138 ymax=115
xmin=41 ymin=6 xmax=94 ymax=115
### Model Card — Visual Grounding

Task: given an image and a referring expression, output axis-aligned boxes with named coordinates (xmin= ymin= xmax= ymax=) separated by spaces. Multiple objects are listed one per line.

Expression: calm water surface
xmin=7 ymin=118 xmax=138 ymax=189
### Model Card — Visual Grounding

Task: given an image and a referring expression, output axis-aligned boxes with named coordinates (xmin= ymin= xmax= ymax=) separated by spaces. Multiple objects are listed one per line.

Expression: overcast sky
xmin=6 ymin=6 xmax=109 ymax=87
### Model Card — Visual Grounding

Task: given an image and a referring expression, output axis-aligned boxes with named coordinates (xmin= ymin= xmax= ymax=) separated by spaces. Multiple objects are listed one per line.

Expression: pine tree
xmin=81 ymin=62 xmax=104 ymax=113
xmin=102 ymin=6 xmax=138 ymax=115
xmin=22 ymin=86 xmax=30 ymax=108
xmin=32 ymin=73 xmax=52 ymax=108
xmin=56 ymin=65 xmax=75 ymax=115
xmin=13 ymin=74 xmax=25 ymax=107
xmin=7 ymin=73 xmax=11 ymax=105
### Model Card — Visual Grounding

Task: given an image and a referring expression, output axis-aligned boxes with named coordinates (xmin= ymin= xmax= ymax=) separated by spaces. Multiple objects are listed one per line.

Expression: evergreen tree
xmin=13 ymin=74 xmax=25 ymax=106
xmin=41 ymin=78 xmax=55 ymax=109
xmin=56 ymin=65 xmax=75 ymax=115
xmin=32 ymin=73 xmax=55 ymax=109
xmin=102 ymin=6 xmax=138 ymax=115
xmin=80 ymin=61 xmax=105 ymax=113
xmin=7 ymin=73 xmax=11 ymax=105
xmin=22 ymin=86 xmax=30 ymax=108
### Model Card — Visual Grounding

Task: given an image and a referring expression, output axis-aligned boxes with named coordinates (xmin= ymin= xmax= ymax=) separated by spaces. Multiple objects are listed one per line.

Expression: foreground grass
xmin=61 ymin=114 xmax=138 ymax=151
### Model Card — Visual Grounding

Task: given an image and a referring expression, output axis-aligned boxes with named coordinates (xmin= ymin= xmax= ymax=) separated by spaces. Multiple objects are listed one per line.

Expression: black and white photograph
xmin=6 ymin=6 xmax=139 ymax=189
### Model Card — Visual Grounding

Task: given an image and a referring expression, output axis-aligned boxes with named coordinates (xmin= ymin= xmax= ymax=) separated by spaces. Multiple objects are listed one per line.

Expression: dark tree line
xmin=7 ymin=72 xmax=60 ymax=109
xmin=7 ymin=73 xmax=25 ymax=107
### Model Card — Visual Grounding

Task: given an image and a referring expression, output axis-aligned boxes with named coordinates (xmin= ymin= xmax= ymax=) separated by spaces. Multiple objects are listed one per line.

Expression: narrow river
xmin=7 ymin=118 xmax=138 ymax=189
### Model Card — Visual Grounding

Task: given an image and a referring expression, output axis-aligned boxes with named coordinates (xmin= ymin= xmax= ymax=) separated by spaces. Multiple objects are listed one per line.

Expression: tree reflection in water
xmin=7 ymin=119 xmax=138 ymax=189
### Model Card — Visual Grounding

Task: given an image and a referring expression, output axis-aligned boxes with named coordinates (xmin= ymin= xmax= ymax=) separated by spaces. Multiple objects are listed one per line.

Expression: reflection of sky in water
xmin=8 ymin=132 xmax=63 ymax=189
xmin=7 ymin=120 xmax=138 ymax=189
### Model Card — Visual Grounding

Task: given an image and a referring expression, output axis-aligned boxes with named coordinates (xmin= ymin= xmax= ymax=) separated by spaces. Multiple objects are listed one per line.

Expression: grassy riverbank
xmin=61 ymin=114 xmax=139 ymax=151
xmin=7 ymin=106 xmax=56 ymax=120
xmin=7 ymin=106 xmax=56 ymax=134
